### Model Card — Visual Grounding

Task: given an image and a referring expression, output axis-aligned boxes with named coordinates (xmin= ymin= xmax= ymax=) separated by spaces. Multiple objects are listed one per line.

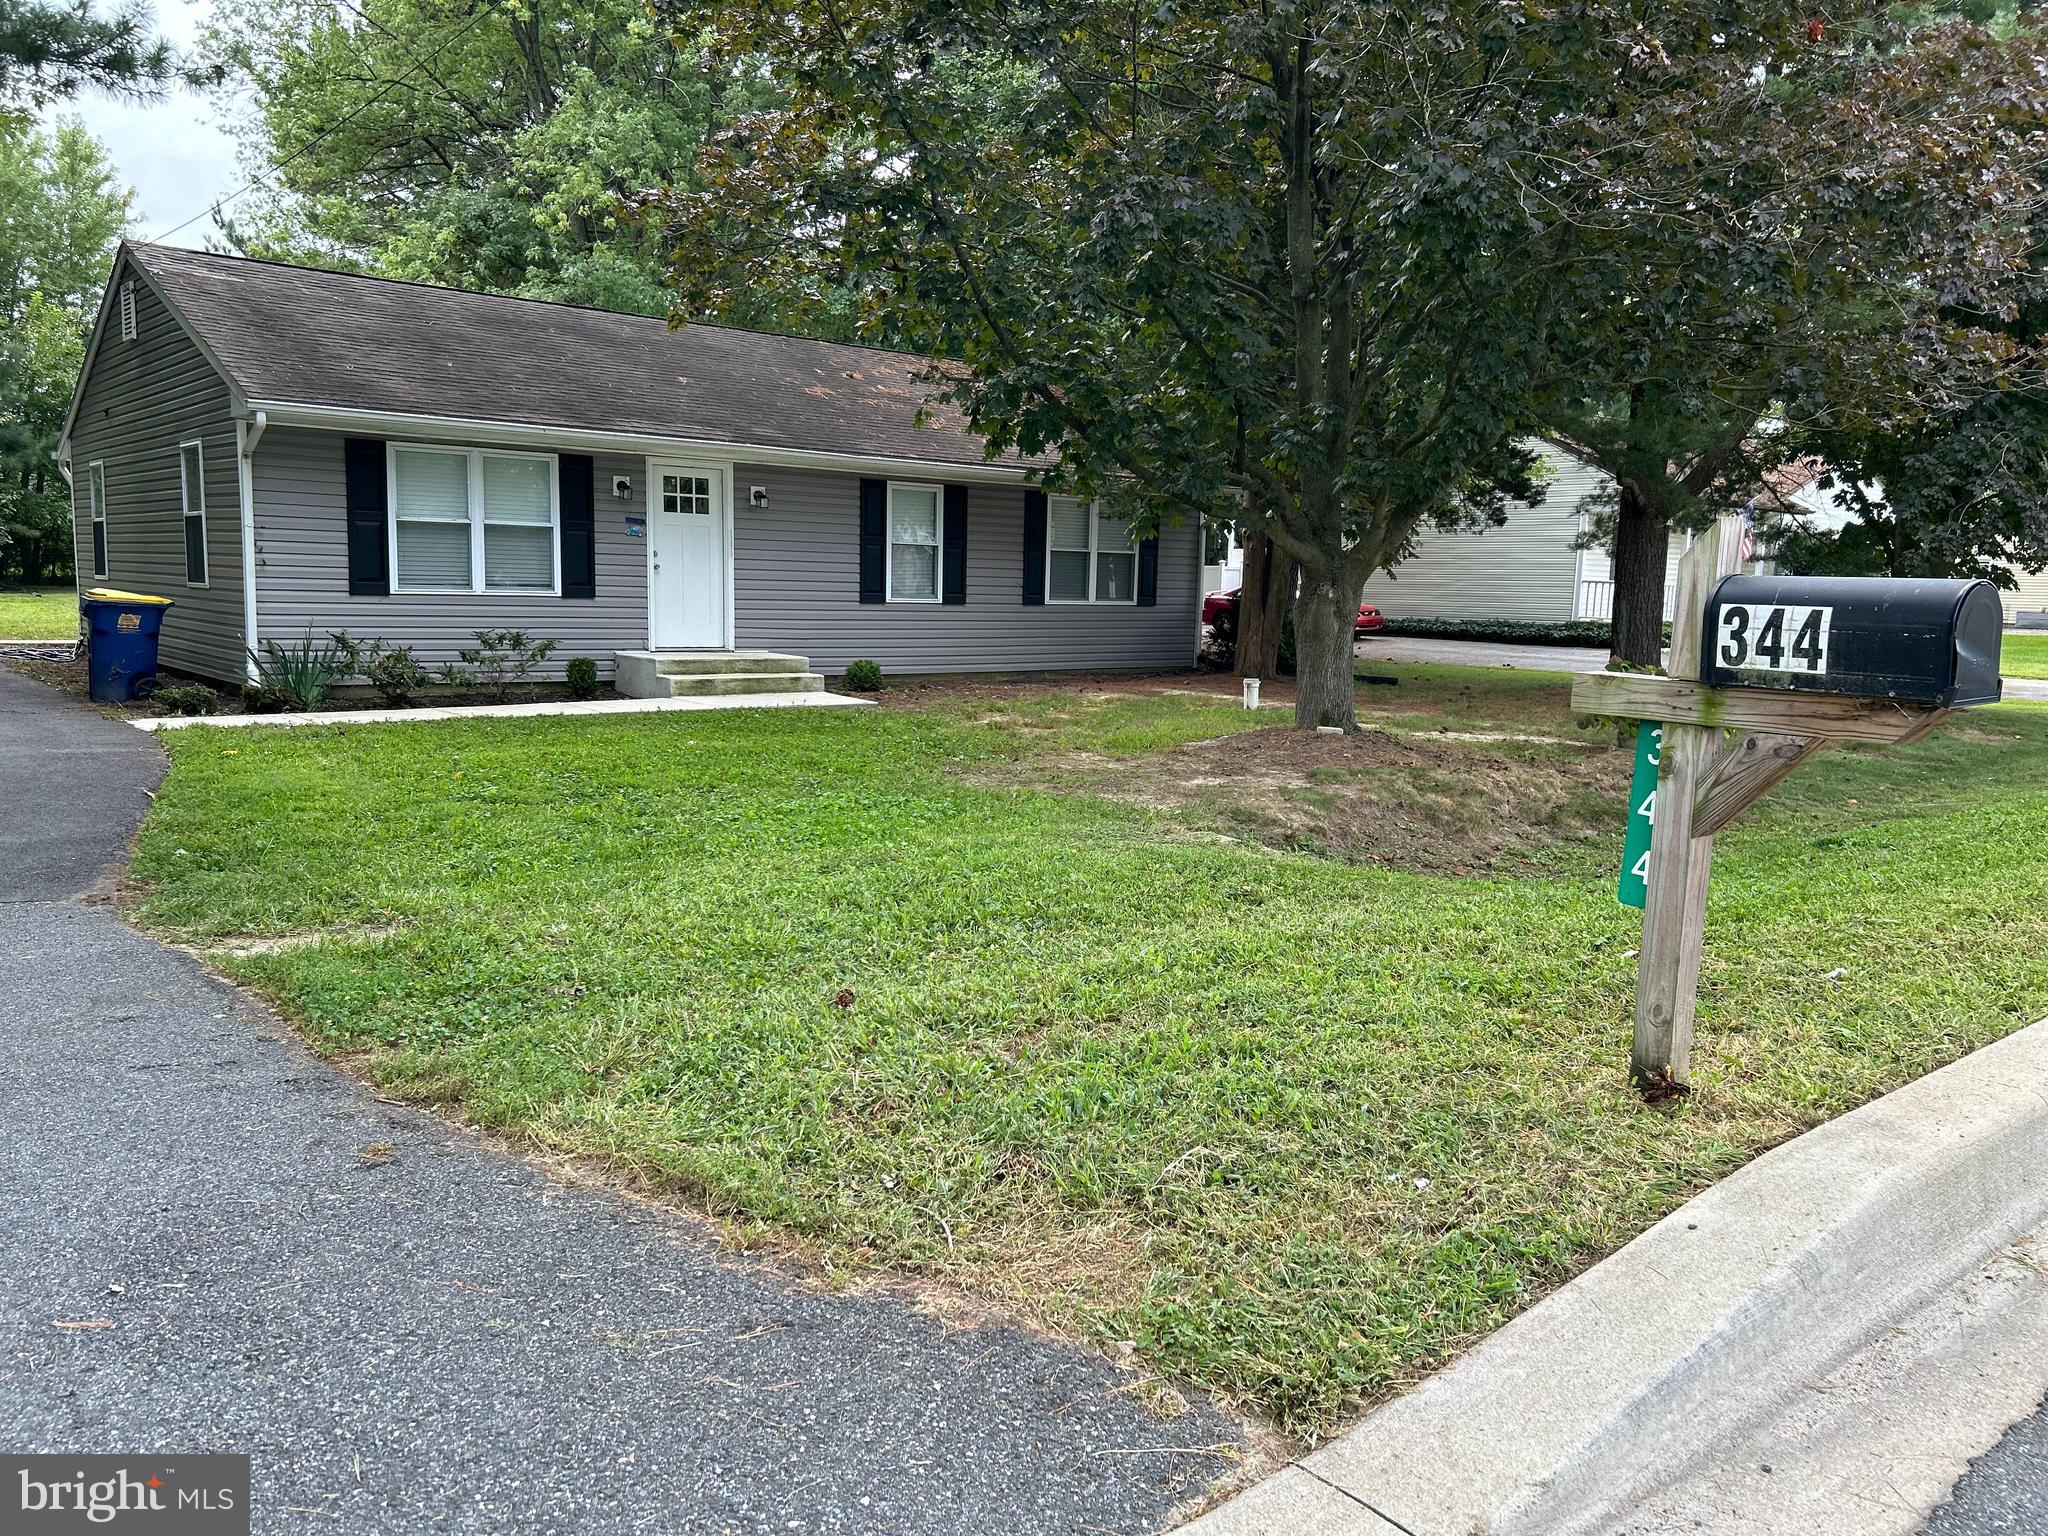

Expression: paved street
xmin=0 ymin=667 xmax=1242 ymax=1535
xmin=1925 ymin=1403 xmax=2048 ymax=1535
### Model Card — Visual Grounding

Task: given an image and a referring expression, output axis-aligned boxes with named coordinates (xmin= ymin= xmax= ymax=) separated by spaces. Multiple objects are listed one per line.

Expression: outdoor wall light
xmin=751 ymin=485 xmax=770 ymax=509
xmin=612 ymin=475 xmax=633 ymax=499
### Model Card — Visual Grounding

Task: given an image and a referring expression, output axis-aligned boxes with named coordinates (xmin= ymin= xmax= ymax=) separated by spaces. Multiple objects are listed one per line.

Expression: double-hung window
xmin=179 ymin=440 xmax=207 ymax=585
xmin=1047 ymin=496 xmax=1136 ymax=603
xmin=886 ymin=481 xmax=943 ymax=602
xmin=88 ymin=461 xmax=108 ymax=579
xmin=389 ymin=445 xmax=559 ymax=594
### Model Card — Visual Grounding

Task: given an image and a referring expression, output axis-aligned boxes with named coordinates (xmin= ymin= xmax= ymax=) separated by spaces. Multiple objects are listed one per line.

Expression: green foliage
xmin=2001 ymin=634 xmax=2048 ymax=680
xmin=201 ymin=0 xmax=779 ymax=315
xmin=328 ymin=630 xmax=433 ymax=707
xmin=250 ymin=631 xmax=345 ymax=712
xmin=841 ymin=658 xmax=883 ymax=692
xmin=238 ymin=682 xmax=291 ymax=715
xmin=1381 ymin=618 xmax=1617 ymax=647
xmin=438 ymin=628 xmax=557 ymax=703
xmin=151 ymin=681 xmax=219 ymax=717
xmin=0 ymin=117 xmax=129 ymax=586
xmin=564 ymin=656 xmax=600 ymax=700
xmin=0 ymin=0 xmax=176 ymax=107
xmin=129 ymin=677 xmax=2048 ymax=1432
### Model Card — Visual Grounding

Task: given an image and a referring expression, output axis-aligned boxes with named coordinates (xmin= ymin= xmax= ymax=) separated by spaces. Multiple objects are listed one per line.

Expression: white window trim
xmin=178 ymin=437 xmax=209 ymax=588
xmin=1045 ymin=496 xmax=1139 ymax=605
xmin=883 ymin=479 xmax=945 ymax=604
xmin=385 ymin=442 xmax=561 ymax=596
xmin=88 ymin=460 xmax=108 ymax=579
xmin=118 ymin=282 xmax=137 ymax=342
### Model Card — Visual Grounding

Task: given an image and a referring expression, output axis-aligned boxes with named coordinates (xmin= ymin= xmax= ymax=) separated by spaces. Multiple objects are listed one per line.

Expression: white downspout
xmin=237 ymin=411 xmax=267 ymax=680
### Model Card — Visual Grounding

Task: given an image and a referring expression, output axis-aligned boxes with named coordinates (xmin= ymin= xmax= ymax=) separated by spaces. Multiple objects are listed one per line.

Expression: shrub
xmin=842 ymin=658 xmax=884 ymax=692
xmin=1373 ymin=616 xmax=1675 ymax=647
xmin=248 ymin=631 xmax=346 ymax=712
xmin=152 ymin=682 xmax=218 ymax=717
xmin=328 ymin=630 xmax=430 ymax=707
xmin=564 ymin=656 xmax=600 ymax=700
xmin=239 ymin=683 xmax=292 ymax=715
xmin=440 ymin=628 xmax=558 ymax=703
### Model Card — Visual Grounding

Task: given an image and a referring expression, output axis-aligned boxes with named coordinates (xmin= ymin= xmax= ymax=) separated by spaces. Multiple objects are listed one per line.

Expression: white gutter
xmin=246 ymin=400 xmax=1041 ymax=487
xmin=237 ymin=409 xmax=267 ymax=681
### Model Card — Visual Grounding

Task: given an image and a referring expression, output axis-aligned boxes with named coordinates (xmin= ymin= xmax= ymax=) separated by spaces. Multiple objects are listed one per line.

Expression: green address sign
xmin=1617 ymin=721 xmax=1662 ymax=910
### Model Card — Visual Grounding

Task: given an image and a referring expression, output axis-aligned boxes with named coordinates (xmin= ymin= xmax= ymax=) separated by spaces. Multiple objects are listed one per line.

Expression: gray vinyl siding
xmin=1361 ymin=446 xmax=1607 ymax=624
xmin=2001 ymin=567 xmax=2048 ymax=626
xmin=67 ymin=263 xmax=246 ymax=681
xmin=732 ymin=467 xmax=1202 ymax=674
xmin=249 ymin=426 xmax=648 ymax=678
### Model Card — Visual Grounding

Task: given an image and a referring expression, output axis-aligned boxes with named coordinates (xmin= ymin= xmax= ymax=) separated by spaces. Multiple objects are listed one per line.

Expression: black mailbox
xmin=1700 ymin=575 xmax=2004 ymax=708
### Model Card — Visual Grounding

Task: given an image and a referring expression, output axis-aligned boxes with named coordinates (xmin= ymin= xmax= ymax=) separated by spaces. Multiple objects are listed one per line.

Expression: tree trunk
xmin=1292 ymin=565 xmax=1357 ymax=730
xmin=1234 ymin=530 xmax=1295 ymax=679
xmin=1610 ymin=485 xmax=1670 ymax=668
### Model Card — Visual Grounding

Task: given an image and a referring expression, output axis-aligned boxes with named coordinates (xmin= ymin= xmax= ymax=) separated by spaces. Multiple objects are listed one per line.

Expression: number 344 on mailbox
xmin=1701 ymin=574 xmax=2004 ymax=708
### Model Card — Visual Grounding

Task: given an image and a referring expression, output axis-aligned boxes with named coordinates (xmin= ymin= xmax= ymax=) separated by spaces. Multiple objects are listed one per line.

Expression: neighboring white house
xmin=1359 ymin=443 xmax=1680 ymax=624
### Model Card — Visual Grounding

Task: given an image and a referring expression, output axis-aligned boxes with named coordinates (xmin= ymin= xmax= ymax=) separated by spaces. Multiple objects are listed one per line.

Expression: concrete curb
xmin=1178 ymin=1017 xmax=2048 ymax=1536
xmin=131 ymin=690 xmax=873 ymax=731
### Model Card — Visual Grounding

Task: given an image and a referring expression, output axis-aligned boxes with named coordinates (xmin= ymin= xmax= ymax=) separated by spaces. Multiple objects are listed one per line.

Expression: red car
xmin=1202 ymin=588 xmax=1385 ymax=637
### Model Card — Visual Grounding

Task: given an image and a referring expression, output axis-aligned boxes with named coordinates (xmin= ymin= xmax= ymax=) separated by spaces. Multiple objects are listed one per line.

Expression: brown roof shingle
xmin=128 ymin=242 xmax=1022 ymax=471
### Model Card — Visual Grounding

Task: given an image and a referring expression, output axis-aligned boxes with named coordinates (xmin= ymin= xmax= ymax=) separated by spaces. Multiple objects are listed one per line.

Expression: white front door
xmin=649 ymin=463 xmax=730 ymax=648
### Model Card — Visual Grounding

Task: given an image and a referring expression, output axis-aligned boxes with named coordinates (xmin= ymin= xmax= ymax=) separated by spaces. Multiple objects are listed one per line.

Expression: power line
xmin=148 ymin=0 xmax=509 ymax=245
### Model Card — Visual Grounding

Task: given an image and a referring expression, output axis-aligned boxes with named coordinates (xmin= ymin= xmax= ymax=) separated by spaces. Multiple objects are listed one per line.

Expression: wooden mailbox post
xmin=1571 ymin=515 xmax=2005 ymax=1089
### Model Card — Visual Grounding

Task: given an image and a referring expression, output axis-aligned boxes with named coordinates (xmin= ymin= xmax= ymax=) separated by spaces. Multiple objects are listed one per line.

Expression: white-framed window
xmin=1046 ymin=496 xmax=1137 ymax=603
xmin=178 ymin=439 xmax=207 ymax=586
xmin=88 ymin=460 xmax=108 ymax=579
xmin=885 ymin=480 xmax=943 ymax=602
xmin=387 ymin=444 xmax=559 ymax=595
xmin=118 ymin=282 xmax=137 ymax=342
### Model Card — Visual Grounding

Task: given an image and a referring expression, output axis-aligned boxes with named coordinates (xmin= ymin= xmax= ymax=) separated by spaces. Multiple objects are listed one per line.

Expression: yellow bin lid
xmin=82 ymin=587 xmax=174 ymax=605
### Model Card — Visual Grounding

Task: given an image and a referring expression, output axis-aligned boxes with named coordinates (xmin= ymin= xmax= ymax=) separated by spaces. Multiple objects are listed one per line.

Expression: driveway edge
xmin=1178 ymin=1015 xmax=2048 ymax=1536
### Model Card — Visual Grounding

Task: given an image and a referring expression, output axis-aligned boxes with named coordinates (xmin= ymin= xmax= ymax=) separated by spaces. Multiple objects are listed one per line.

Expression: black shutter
xmin=858 ymin=478 xmax=886 ymax=603
xmin=1136 ymin=534 xmax=1160 ymax=607
xmin=343 ymin=437 xmax=389 ymax=596
xmin=941 ymin=485 xmax=968 ymax=605
xmin=1021 ymin=489 xmax=1047 ymax=605
xmin=560 ymin=454 xmax=596 ymax=599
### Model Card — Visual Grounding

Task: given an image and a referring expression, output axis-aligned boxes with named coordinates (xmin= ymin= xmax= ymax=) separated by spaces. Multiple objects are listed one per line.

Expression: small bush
xmin=152 ymin=682 xmax=218 ymax=717
xmin=842 ymin=658 xmax=884 ymax=692
xmin=249 ymin=631 xmax=346 ymax=712
xmin=565 ymin=656 xmax=601 ymax=700
xmin=239 ymin=683 xmax=292 ymax=715
xmin=1378 ymin=616 xmax=1617 ymax=647
xmin=330 ymin=631 xmax=430 ymax=707
xmin=440 ymin=628 xmax=558 ymax=703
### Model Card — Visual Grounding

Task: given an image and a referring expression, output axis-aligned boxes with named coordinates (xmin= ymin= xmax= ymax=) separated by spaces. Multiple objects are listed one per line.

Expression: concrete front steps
xmin=613 ymin=650 xmax=828 ymax=700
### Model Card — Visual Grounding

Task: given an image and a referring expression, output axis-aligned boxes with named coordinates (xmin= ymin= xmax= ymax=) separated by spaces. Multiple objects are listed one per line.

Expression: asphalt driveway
xmin=0 ymin=667 xmax=1241 ymax=1535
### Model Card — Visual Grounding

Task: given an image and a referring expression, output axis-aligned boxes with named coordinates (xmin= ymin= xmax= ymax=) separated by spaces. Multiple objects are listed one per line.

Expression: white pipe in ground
xmin=1242 ymin=677 xmax=1261 ymax=710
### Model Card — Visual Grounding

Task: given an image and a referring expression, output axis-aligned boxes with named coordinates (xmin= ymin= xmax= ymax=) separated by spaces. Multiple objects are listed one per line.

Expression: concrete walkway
xmin=134 ymin=688 xmax=870 ymax=732
xmin=0 ymin=666 xmax=1240 ymax=1534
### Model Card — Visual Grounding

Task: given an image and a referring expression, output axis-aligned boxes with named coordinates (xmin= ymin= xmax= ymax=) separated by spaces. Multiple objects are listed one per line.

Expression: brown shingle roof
xmin=128 ymin=242 xmax=1023 ymax=471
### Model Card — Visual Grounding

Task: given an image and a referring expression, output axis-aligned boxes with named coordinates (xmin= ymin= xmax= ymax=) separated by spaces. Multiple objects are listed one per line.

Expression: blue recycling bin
xmin=81 ymin=588 xmax=175 ymax=702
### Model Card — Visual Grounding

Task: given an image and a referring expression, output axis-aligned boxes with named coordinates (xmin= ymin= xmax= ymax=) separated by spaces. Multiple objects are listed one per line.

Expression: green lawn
xmin=0 ymin=586 xmax=76 ymax=640
xmin=2003 ymin=631 xmax=2048 ymax=680
xmin=129 ymin=666 xmax=2048 ymax=1437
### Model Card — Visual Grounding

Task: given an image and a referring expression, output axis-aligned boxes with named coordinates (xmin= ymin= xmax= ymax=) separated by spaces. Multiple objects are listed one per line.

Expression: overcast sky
xmin=47 ymin=0 xmax=245 ymax=249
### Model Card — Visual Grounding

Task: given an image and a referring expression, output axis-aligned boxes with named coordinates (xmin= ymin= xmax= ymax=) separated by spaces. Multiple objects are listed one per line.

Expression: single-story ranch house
xmin=60 ymin=243 xmax=1202 ymax=689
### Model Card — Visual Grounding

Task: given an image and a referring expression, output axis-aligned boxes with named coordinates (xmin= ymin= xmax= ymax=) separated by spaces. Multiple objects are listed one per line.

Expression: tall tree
xmin=656 ymin=0 xmax=1623 ymax=728
xmin=0 ymin=0 xmax=173 ymax=107
xmin=1543 ymin=13 xmax=2048 ymax=665
xmin=203 ymin=0 xmax=777 ymax=315
xmin=0 ymin=116 xmax=130 ymax=584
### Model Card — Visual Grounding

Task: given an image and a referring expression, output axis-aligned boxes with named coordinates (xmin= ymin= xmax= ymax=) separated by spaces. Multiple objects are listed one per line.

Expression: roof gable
xmin=124 ymin=243 xmax=1020 ymax=472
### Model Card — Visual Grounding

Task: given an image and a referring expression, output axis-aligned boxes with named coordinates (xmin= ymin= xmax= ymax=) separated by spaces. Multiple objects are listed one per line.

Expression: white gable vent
xmin=119 ymin=281 xmax=137 ymax=341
